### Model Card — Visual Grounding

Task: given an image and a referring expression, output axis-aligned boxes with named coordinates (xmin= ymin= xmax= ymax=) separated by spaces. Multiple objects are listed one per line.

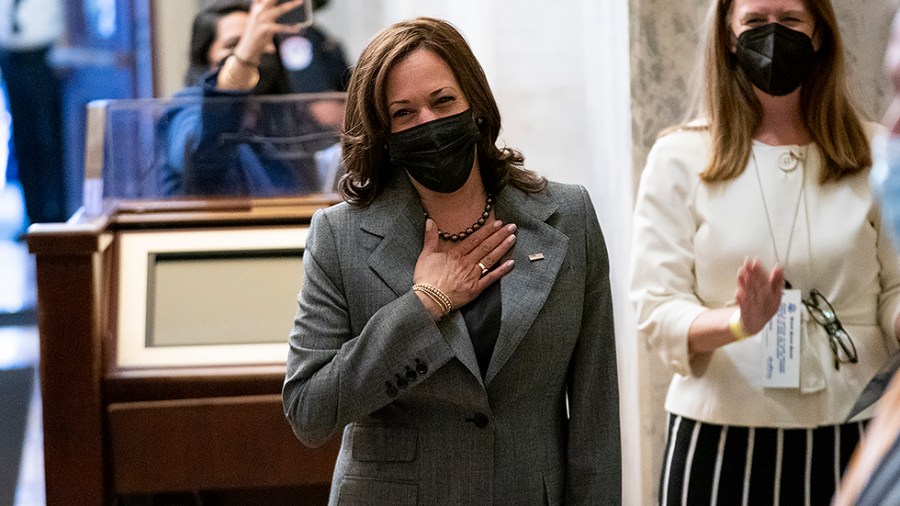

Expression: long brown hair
xmin=687 ymin=0 xmax=870 ymax=183
xmin=339 ymin=17 xmax=546 ymax=206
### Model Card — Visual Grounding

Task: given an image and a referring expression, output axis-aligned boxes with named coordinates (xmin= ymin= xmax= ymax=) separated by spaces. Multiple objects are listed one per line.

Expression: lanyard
xmin=751 ymin=145 xmax=810 ymax=283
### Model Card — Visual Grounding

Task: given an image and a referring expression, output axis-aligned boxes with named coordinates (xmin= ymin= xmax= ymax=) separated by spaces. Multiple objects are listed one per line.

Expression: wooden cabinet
xmin=28 ymin=197 xmax=340 ymax=505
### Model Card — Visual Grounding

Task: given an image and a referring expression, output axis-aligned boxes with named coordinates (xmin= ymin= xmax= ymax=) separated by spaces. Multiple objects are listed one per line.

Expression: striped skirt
xmin=659 ymin=414 xmax=866 ymax=506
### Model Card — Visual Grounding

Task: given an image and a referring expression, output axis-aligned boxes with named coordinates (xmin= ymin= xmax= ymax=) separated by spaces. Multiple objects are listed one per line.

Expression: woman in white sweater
xmin=631 ymin=0 xmax=900 ymax=504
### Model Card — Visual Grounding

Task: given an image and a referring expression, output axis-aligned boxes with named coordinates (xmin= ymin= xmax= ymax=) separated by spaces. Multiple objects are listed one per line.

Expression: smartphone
xmin=277 ymin=0 xmax=313 ymax=28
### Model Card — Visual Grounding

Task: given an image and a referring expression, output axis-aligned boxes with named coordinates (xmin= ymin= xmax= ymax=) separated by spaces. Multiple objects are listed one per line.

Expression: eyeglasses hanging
xmin=801 ymin=289 xmax=859 ymax=370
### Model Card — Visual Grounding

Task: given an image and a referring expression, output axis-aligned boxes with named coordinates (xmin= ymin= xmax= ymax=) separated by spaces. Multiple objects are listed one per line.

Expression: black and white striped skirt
xmin=659 ymin=414 xmax=866 ymax=506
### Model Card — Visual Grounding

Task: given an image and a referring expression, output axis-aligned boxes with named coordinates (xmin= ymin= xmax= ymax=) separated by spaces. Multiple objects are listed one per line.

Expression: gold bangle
xmin=217 ymin=54 xmax=260 ymax=90
xmin=415 ymin=288 xmax=447 ymax=317
xmin=412 ymin=283 xmax=453 ymax=316
xmin=413 ymin=283 xmax=452 ymax=315
xmin=420 ymin=291 xmax=445 ymax=314
xmin=729 ymin=309 xmax=749 ymax=341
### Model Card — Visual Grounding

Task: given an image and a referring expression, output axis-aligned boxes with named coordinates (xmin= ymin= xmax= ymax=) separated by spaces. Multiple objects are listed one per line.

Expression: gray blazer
xmin=283 ymin=174 xmax=620 ymax=505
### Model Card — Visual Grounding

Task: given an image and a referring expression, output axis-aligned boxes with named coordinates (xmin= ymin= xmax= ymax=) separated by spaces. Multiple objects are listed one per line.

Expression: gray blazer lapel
xmin=362 ymin=177 xmax=423 ymax=297
xmin=485 ymin=187 xmax=568 ymax=385
xmin=362 ymin=176 xmax=483 ymax=384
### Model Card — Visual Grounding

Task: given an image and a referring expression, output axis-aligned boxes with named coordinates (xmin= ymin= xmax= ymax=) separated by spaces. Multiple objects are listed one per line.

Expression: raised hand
xmin=232 ymin=0 xmax=306 ymax=64
xmin=734 ymin=257 xmax=784 ymax=335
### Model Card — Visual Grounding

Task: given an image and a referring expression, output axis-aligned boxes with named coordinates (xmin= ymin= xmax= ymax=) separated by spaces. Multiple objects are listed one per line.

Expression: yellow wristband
xmin=729 ymin=309 xmax=749 ymax=341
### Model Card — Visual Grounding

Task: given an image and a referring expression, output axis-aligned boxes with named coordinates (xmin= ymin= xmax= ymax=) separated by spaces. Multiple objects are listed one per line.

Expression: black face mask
xmin=388 ymin=110 xmax=481 ymax=194
xmin=254 ymin=53 xmax=291 ymax=95
xmin=734 ymin=23 xmax=816 ymax=96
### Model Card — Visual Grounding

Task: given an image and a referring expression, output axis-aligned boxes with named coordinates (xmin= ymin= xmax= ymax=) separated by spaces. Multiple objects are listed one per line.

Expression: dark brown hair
xmin=339 ymin=17 xmax=546 ymax=206
xmin=185 ymin=0 xmax=250 ymax=86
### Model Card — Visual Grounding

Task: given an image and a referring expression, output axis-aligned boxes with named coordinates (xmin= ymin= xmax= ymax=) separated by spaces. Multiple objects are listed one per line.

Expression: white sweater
xmin=631 ymin=126 xmax=900 ymax=427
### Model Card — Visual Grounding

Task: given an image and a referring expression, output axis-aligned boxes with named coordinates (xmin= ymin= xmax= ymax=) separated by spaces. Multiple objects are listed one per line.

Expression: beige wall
xmin=315 ymin=2 xmax=638 ymax=501
xmin=153 ymin=0 xmax=201 ymax=98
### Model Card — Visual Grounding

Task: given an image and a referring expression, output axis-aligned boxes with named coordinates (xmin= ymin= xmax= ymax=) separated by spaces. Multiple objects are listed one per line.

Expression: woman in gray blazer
xmin=282 ymin=16 xmax=621 ymax=505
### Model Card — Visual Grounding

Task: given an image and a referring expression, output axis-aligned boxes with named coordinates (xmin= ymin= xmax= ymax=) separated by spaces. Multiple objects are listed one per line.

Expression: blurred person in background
xmin=183 ymin=0 xmax=349 ymax=94
xmin=159 ymin=0 xmax=349 ymax=197
xmin=0 ymin=0 xmax=67 ymax=225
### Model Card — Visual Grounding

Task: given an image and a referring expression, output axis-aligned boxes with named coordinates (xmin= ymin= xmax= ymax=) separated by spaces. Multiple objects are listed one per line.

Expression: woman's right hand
xmin=413 ymin=218 xmax=517 ymax=318
xmin=232 ymin=0 xmax=305 ymax=64
xmin=688 ymin=258 xmax=783 ymax=354
xmin=735 ymin=257 xmax=784 ymax=335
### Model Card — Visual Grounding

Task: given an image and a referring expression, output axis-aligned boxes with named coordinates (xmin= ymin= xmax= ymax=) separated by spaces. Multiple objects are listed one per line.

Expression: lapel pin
xmin=528 ymin=253 xmax=545 ymax=262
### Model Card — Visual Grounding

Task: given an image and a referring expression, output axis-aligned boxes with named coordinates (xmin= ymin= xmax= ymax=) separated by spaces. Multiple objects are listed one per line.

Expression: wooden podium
xmin=28 ymin=196 xmax=341 ymax=505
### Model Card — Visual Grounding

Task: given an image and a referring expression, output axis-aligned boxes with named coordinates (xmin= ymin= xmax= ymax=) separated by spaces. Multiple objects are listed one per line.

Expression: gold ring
xmin=477 ymin=261 xmax=489 ymax=276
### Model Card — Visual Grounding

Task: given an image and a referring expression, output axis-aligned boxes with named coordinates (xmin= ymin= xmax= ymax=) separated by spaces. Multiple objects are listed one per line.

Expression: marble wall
xmin=629 ymin=1 xmax=900 ymax=504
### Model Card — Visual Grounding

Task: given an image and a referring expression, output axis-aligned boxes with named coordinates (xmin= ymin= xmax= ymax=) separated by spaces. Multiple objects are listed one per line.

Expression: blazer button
xmin=395 ymin=374 xmax=409 ymax=389
xmin=405 ymin=366 xmax=418 ymax=381
xmin=385 ymin=381 xmax=398 ymax=398
xmin=467 ymin=413 xmax=489 ymax=428
xmin=415 ymin=359 xmax=428 ymax=375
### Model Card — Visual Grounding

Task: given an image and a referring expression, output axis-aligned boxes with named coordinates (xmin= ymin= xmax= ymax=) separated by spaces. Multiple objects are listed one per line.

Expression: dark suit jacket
xmin=282 ymin=174 xmax=621 ymax=505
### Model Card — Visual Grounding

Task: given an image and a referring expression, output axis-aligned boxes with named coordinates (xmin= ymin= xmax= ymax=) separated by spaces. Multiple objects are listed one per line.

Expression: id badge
xmin=762 ymin=289 xmax=801 ymax=388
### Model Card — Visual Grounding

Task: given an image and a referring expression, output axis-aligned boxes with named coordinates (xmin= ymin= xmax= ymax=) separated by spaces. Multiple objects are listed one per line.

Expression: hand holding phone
xmin=277 ymin=0 xmax=313 ymax=28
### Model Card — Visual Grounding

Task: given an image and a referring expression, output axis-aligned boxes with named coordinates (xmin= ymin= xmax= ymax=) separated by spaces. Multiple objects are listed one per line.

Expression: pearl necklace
xmin=423 ymin=195 xmax=493 ymax=242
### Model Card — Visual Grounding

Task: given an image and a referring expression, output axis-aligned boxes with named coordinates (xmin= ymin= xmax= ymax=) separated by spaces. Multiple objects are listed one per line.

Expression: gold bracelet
xmin=217 ymin=54 xmax=260 ymax=90
xmin=413 ymin=283 xmax=452 ymax=315
xmin=412 ymin=283 xmax=453 ymax=316
xmin=418 ymin=290 xmax=445 ymax=315
xmin=414 ymin=288 xmax=446 ymax=317
xmin=729 ymin=309 xmax=750 ymax=341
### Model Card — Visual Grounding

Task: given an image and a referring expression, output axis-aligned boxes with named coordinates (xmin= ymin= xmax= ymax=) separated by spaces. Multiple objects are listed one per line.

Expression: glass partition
xmin=83 ymin=93 xmax=346 ymax=214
